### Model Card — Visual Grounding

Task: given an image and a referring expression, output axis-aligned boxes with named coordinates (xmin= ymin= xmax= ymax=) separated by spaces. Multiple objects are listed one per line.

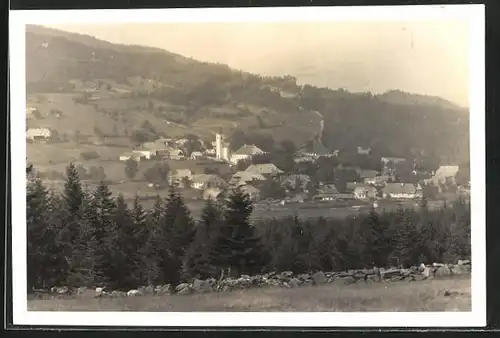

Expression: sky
xmin=47 ymin=21 xmax=470 ymax=107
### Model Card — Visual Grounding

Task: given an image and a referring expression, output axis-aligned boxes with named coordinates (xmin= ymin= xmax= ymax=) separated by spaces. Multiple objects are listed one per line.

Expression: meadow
xmin=27 ymin=276 xmax=471 ymax=312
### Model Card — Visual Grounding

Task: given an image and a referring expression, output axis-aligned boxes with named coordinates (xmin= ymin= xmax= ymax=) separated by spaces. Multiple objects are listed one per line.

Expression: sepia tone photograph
xmin=10 ymin=4 xmax=485 ymax=327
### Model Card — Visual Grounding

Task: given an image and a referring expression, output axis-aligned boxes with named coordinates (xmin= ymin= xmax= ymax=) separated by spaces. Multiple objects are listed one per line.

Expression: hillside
xmin=25 ymin=24 xmax=469 ymax=164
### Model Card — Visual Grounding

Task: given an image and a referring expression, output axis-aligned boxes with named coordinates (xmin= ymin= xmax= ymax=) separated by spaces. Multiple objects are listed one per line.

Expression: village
xmin=27 ymin=124 xmax=470 ymax=217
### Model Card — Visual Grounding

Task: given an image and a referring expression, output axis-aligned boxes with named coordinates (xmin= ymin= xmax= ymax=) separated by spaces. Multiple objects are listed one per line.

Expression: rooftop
xmin=233 ymin=144 xmax=265 ymax=156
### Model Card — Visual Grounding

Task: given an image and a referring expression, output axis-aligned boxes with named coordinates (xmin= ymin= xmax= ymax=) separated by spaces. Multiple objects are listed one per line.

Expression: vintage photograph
xmin=10 ymin=4 xmax=485 ymax=327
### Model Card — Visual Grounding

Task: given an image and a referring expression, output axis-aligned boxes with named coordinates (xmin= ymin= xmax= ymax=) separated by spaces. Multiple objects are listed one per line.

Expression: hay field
xmin=27 ymin=276 xmax=470 ymax=312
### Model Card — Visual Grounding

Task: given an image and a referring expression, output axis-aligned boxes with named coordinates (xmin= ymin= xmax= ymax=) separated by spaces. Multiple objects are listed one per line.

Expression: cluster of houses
xmin=119 ymin=132 xmax=267 ymax=165
xmin=117 ymin=131 xmax=467 ymax=205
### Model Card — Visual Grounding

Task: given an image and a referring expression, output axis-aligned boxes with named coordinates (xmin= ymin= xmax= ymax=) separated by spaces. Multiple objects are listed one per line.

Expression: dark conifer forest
xmin=26 ymin=162 xmax=471 ymax=291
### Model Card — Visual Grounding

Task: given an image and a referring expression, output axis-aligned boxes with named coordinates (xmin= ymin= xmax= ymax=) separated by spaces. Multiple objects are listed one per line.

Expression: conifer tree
xmin=141 ymin=195 xmax=165 ymax=285
xmin=67 ymin=191 xmax=100 ymax=287
xmin=363 ymin=207 xmax=391 ymax=267
xmin=214 ymin=187 xmax=264 ymax=276
xmin=184 ymin=199 xmax=222 ymax=279
xmin=26 ymin=173 xmax=60 ymax=289
xmin=161 ymin=187 xmax=195 ymax=284
xmin=88 ymin=182 xmax=117 ymax=286
xmin=111 ymin=194 xmax=140 ymax=289
xmin=130 ymin=195 xmax=150 ymax=284
xmin=56 ymin=163 xmax=88 ymax=280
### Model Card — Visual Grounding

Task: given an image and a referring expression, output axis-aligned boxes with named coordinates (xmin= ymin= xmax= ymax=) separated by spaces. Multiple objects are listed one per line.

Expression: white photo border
xmin=9 ymin=4 xmax=486 ymax=328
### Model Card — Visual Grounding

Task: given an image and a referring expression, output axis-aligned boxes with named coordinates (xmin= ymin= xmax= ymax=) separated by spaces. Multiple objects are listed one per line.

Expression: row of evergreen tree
xmin=26 ymin=163 xmax=471 ymax=292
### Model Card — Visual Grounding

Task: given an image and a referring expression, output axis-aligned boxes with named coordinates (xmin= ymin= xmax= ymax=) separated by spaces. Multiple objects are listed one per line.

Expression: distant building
xmin=353 ymin=185 xmax=378 ymax=200
xmin=245 ymin=163 xmax=284 ymax=177
xmin=231 ymin=171 xmax=267 ymax=185
xmin=382 ymin=183 xmax=421 ymax=199
xmin=119 ymin=152 xmax=141 ymax=162
xmin=230 ymin=144 xmax=265 ymax=165
xmin=359 ymin=170 xmax=380 ymax=180
xmin=191 ymin=174 xmax=226 ymax=190
xmin=169 ymin=169 xmax=194 ymax=186
xmin=132 ymin=149 xmax=154 ymax=160
xmin=357 ymin=146 xmax=372 ymax=155
xmin=433 ymin=165 xmax=460 ymax=185
xmin=381 ymin=157 xmax=407 ymax=165
xmin=26 ymin=127 xmax=51 ymax=141
xmin=215 ymin=132 xmax=231 ymax=162
xmin=364 ymin=175 xmax=392 ymax=186
xmin=190 ymin=151 xmax=204 ymax=160
xmin=313 ymin=184 xmax=340 ymax=201
xmin=294 ymin=155 xmax=315 ymax=164
xmin=169 ymin=149 xmax=185 ymax=160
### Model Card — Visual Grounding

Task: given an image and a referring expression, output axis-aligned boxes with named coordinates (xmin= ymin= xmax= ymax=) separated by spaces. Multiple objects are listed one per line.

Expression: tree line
xmin=27 ymin=163 xmax=471 ymax=292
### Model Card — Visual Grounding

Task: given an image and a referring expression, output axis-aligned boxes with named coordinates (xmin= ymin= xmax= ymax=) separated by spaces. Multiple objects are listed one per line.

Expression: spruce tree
xmin=184 ymin=199 xmax=222 ymax=279
xmin=58 ymin=163 xmax=87 ymax=281
xmin=214 ymin=187 xmax=264 ymax=276
xmin=88 ymin=182 xmax=117 ymax=287
xmin=62 ymin=162 xmax=85 ymax=216
xmin=161 ymin=187 xmax=195 ymax=285
xmin=363 ymin=207 xmax=391 ymax=267
xmin=26 ymin=174 xmax=58 ymax=289
xmin=111 ymin=194 xmax=140 ymax=289
xmin=131 ymin=195 xmax=150 ymax=284
xmin=68 ymin=192 xmax=100 ymax=287
xmin=141 ymin=195 xmax=165 ymax=285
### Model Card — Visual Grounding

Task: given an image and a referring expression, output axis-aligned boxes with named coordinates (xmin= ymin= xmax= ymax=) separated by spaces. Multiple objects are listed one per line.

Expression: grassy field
xmin=27 ymin=276 xmax=470 ymax=312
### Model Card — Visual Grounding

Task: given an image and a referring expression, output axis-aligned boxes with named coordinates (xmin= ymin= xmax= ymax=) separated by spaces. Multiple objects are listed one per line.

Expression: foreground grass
xmin=28 ymin=276 xmax=470 ymax=312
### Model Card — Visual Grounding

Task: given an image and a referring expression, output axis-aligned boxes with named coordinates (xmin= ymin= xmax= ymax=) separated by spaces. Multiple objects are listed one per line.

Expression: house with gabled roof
xmin=245 ymin=163 xmax=284 ymax=177
xmin=230 ymin=144 xmax=266 ymax=165
xmin=313 ymin=184 xmax=340 ymax=201
xmin=231 ymin=171 xmax=267 ymax=185
xmin=359 ymin=170 xmax=380 ymax=180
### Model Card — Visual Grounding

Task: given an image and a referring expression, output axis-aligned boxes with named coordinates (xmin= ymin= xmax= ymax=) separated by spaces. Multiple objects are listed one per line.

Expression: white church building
xmin=215 ymin=132 xmax=231 ymax=162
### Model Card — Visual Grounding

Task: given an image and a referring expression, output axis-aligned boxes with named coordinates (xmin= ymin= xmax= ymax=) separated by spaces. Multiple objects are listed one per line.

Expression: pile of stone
xmin=42 ymin=260 xmax=471 ymax=298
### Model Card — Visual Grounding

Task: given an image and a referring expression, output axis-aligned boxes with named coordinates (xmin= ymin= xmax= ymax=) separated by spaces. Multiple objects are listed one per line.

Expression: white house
xmin=432 ymin=165 xmax=460 ymax=185
xmin=357 ymin=146 xmax=371 ymax=155
xmin=230 ymin=144 xmax=265 ymax=165
xmin=132 ymin=149 xmax=154 ymax=160
xmin=382 ymin=183 xmax=421 ymax=199
xmin=26 ymin=127 xmax=51 ymax=141
xmin=119 ymin=152 xmax=141 ymax=162
xmin=190 ymin=151 xmax=204 ymax=160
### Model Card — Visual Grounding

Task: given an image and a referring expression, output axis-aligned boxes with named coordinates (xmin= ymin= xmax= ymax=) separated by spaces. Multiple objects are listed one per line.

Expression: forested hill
xmin=26 ymin=25 xmax=469 ymax=164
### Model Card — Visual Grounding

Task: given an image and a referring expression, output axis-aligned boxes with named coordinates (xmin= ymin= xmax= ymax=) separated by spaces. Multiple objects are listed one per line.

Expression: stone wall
xmin=40 ymin=260 xmax=471 ymax=298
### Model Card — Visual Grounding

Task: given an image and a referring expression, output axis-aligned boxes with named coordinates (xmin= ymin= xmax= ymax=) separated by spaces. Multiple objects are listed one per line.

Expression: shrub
xmin=80 ymin=151 xmax=100 ymax=161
